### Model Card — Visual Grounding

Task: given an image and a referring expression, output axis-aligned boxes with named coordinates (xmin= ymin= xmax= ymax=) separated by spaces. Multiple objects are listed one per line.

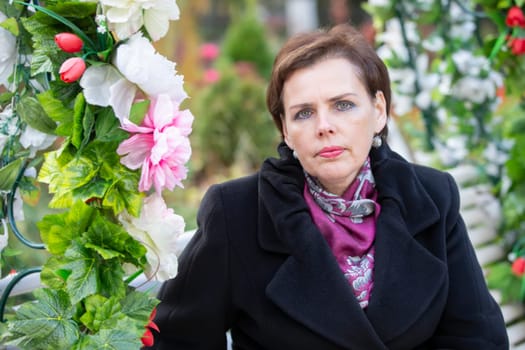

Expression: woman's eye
xmin=335 ymin=101 xmax=354 ymax=111
xmin=295 ymin=109 xmax=313 ymax=120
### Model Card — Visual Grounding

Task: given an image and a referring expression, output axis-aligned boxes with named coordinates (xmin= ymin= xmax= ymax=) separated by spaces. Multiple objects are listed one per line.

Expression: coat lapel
xmin=257 ymin=143 xmax=447 ymax=348
xmin=366 ymin=146 xmax=447 ymax=342
xmin=264 ymin=224 xmax=387 ymax=349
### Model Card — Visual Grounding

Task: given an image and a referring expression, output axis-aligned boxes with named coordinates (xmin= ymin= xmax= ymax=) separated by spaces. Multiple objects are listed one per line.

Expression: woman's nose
xmin=316 ymin=112 xmax=335 ymax=136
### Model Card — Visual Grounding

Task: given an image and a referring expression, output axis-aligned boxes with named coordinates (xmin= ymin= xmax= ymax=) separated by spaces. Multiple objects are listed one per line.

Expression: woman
xmin=147 ymin=24 xmax=509 ymax=349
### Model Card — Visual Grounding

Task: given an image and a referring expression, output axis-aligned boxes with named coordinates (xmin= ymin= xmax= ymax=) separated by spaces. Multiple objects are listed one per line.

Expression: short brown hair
xmin=266 ymin=24 xmax=391 ymax=139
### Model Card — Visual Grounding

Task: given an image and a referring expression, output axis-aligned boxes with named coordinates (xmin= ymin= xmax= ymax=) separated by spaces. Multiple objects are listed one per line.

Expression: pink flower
xmin=203 ymin=68 xmax=220 ymax=84
xmin=199 ymin=43 xmax=220 ymax=61
xmin=59 ymin=57 xmax=86 ymax=83
xmin=117 ymin=94 xmax=193 ymax=193
xmin=54 ymin=33 xmax=83 ymax=53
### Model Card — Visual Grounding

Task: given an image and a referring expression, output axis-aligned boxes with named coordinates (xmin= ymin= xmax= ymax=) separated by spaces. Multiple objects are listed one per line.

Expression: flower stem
xmin=125 ymin=269 xmax=144 ymax=284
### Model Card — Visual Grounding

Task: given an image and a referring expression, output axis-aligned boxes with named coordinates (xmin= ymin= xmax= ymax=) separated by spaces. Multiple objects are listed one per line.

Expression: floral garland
xmin=366 ymin=0 xmax=525 ymax=304
xmin=0 ymin=0 xmax=192 ymax=348
xmin=366 ymin=0 xmax=508 ymax=170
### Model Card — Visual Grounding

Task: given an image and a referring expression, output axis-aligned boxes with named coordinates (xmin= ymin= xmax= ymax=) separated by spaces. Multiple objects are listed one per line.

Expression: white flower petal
xmin=109 ymin=78 xmax=137 ymax=121
xmin=80 ymin=64 xmax=122 ymax=106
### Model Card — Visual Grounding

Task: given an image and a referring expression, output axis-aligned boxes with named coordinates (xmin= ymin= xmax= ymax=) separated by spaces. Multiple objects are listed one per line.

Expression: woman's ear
xmin=373 ymin=91 xmax=388 ymax=133
xmin=281 ymin=116 xmax=293 ymax=149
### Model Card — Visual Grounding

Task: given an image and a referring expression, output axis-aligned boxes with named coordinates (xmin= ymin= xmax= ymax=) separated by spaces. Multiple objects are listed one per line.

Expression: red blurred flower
xmin=59 ymin=57 xmax=86 ymax=83
xmin=54 ymin=33 xmax=84 ymax=53
xmin=141 ymin=307 xmax=160 ymax=347
xmin=509 ymin=37 xmax=525 ymax=55
xmin=200 ymin=43 xmax=220 ymax=61
xmin=512 ymin=257 xmax=525 ymax=277
xmin=203 ymin=68 xmax=220 ymax=84
xmin=506 ymin=6 xmax=525 ymax=28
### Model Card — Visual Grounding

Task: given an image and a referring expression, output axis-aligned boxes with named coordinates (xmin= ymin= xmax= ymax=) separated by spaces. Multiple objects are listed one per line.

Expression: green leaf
xmin=94 ymin=107 xmax=128 ymax=142
xmin=16 ymin=95 xmax=57 ymax=134
xmin=63 ymin=241 xmax=98 ymax=304
xmin=79 ymin=329 xmax=142 ymax=350
xmin=129 ymin=100 xmax=150 ymax=125
xmin=486 ymin=262 xmax=522 ymax=303
xmin=72 ymin=93 xmax=86 ymax=149
xmin=7 ymin=289 xmax=79 ymax=350
xmin=98 ymin=258 xmax=126 ymax=299
xmin=84 ymin=213 xmax=146 ymax=264
xmin=0 ymin=17 xmax=19 ymax=36
xmin=38 ymin=200 xmax=95 ymax=255
xmin=80 ymin=295 xmax=122 ymax=332
xmin=0 ymin=158 xmax=24 ymax=192
xmin=72 ymin=178 xmax=110 ymax=203
xmin=121 ymin=291 xmax=159 ymax=320
xmin=59 ymin=155 xmax=98 ymax=192
xmin=0 ymin=91 xmax=14 ymax=104
xmin=19 ymin=15 xmax=63 ymax=77
xmin=488 ymin=30 xmax=509 ymax=62
xmin=37 ymin=90 xmax=73 ymax=130
xmin=103 ymin=165 xmax=143 ymax=216
xmin=81 ymin=104 xmax=96 ymax=149
xmin=40 ymin=256 xmax=68 ymax=289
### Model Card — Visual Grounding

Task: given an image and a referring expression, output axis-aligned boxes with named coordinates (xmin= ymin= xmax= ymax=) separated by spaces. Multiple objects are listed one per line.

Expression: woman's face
xmin=282 ymin=57 xmax=387 ymax=196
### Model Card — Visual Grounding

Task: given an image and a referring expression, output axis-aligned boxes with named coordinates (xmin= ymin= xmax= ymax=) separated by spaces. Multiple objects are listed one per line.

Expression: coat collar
xmin=257 ymin=142 xmax=446 ymax=348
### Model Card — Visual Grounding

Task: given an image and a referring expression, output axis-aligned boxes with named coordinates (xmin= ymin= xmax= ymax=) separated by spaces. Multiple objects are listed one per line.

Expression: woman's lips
xmin=318 ymin=146 xmax=344 ymax=158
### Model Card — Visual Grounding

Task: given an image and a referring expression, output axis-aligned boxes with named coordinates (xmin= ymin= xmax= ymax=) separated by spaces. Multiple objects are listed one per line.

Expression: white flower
xmin=100 ymin=0 xmax=179 ymax=41
xmin=451 ymin=76 xmax=497 ymax=104
xmin=377 ymin=19 xmax=419 ymax=62
xmin=19 ymin=125 xmax=57 ymax=157
xmin=0 ymin=104 xmax=19 ymax=153
xmin=81 ymin=34 xmax=187 ymax=121
xmin=452 ymin=50 xmax=489 ymax=76
xmin=119 ymin=193 xmax=188 ymax=281
xmin=422 ymin=36 xmax=445 ymax=52
xmin=114 ymin=32 xmax=187 ymax=101
xmin=434 ymin=136 xmax=468 ymax=166
xmin=0 ymin=11 xmax=17 ymax=91
xmin=392 ymin=93 xmax=414 ymax=116
xmin=450 ymin=21 xmax=476 ymax=41
xmin=389 ymin=68 xmax=416 ymax=94
xmin=80 ymin=64 xmax=123 ymax=107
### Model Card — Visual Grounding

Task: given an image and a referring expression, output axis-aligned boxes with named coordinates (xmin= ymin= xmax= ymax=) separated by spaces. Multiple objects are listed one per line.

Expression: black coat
xmin=149 ymin=143 xmax=509 ymax=350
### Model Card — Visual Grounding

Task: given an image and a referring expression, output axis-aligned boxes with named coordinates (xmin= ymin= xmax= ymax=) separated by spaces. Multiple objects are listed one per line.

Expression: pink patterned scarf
xmin=304 ymin=158 xmax=380 ymax=308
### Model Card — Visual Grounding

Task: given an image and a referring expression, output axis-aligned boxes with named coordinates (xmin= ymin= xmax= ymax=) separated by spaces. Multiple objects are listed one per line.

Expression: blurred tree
xmin=191 ymin=62 xmax=280 ymax=183
xmin=221 ymin=0 xmax=274 ymax=78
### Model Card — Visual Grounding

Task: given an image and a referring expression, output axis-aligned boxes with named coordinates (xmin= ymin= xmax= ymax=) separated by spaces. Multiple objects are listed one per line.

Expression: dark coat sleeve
xmin=146 ymin=184 xmax=234 ymax=349
xmin=429 ymin=173 xmax=508 ymax=349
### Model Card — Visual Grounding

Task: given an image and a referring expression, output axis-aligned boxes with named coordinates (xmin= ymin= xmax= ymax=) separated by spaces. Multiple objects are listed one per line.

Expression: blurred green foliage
xmin=191 ymin=62 xmax=279 ymax=180
xmin=221 ymin=8 xmax=274 ymax=79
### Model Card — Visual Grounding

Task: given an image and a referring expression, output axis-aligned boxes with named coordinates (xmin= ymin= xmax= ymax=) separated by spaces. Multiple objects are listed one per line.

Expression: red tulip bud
xmin=59 ymin=57 xmax=86 ymax=83
xmin=508 ymin=37 xmax=525 ymax=55
xmin=506 ymin=6 xmax=525 ymax=28
xmin=54 ymin=33 xmax=84 ymax=53
xmin=512 ymin=257 xmax=525 ymax=277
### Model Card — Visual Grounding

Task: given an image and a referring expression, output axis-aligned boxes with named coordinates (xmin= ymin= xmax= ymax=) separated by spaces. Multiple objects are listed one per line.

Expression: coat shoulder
xmin=412 ymin=163 xmax=460 ymax=208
